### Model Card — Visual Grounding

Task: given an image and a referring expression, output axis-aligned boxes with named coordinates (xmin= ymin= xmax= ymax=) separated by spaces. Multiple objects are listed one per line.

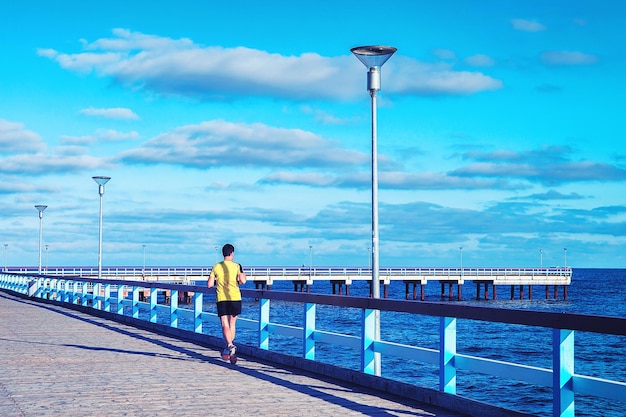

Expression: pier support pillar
xmin=520 ymin=285 xmax=524 ymax=300
xmin=554 ymin=285 xmax=559 ymax=299
xmin=493 ymin=284 xmax=497 ymax=300
xmin=529 ymin=285 xmax=533 ymax=300
xmin=563 ymin=285 xmax=567 ymax=300
xmin=476 ymin=283 xmax=480 ymax=300
xmin=510 ymin=285 xmax=515 ymax=300
xmin=457 ymin=284 xmax=462 ymax=300
xmin=421 ymin=284 xmax=425 ymax=301
xmin=484 ymin=283 xmax=489 ymax=300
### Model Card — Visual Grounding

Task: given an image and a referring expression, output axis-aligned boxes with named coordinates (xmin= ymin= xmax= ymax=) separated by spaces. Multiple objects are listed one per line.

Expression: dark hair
xmin=222 ymin=243 xmax=235 ymax=257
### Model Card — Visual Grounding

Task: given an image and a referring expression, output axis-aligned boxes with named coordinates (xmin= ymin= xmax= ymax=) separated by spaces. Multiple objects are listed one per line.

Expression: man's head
xmin=222 ymin=243 xmax=235 ymax=258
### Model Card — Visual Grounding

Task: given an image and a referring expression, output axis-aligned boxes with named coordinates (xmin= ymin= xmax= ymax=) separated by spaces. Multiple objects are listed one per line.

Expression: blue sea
xmin=195 ymin=268 xmax=625 ymax=416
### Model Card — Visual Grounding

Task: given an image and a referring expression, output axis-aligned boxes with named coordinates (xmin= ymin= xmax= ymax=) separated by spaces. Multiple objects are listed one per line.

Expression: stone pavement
xmin=0 ymin=291 xmax=468 ymax=417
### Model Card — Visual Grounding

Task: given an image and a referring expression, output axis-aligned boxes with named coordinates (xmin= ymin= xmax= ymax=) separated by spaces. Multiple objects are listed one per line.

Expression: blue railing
xmin=1 ymin=272 xmax=623 ymax=417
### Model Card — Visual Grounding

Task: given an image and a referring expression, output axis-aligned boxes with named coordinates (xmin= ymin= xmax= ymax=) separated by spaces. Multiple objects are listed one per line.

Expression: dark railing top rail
xmin=22 ymin=274 xmax=624 ymax=337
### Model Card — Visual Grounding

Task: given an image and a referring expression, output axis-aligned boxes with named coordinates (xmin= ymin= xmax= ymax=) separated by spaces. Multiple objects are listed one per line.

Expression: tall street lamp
xmin=3 ymin=243 xmax=7 ymax=271
xmin=35 ymin=205 xmax=47 ymax=274
xmin=563 ymin=247 xmax=567 ymax=268
xmin=540 ymin=249 xmax=543 ymax=268
xmin=309 ymin=245 xmax=313 ymax=273
xmin=45 ymin=244 xmax=49 ymax=271
xmin=93 ymin=176 xmax=111 ymax=280
xmin=351 ymin=45 xmax=396 ymax=377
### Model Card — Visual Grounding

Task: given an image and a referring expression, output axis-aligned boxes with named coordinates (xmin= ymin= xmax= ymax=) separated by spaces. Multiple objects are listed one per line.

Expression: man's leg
xmin=220 ymin=315 xmax=234 ymax=346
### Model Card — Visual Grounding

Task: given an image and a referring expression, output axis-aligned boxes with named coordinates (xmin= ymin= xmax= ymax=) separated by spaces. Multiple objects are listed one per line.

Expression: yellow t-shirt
xmin=210 ymin=260 xmax=242 ymax=302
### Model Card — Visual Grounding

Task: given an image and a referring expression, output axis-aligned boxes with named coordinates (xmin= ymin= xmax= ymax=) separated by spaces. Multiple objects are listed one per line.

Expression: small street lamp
xmin=309 ymin=245 xmax=313 ymax=275
xmin=3 ymin=243 xmax=7 ymax=271
xmin=563 ymin=248 xmax=567 ymax=268
xmin=45 ymin=244 xmax=49 ymax=271
xmin=35 ymin=205 xmax=47 ymax=274
xmin=459 ymin=246 xmax=463 ymax=269
xmin=93 ymin=176 xmax=111 ymax=280
xmin=142 ymin=244 xmax=146 ymax=273
xmin=540 ymin=249 xmax=543 ymax=268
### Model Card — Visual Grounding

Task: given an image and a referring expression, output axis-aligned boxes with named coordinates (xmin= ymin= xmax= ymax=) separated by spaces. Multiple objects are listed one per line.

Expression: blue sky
xmin=1 ymin=1 xmax=625 ymax=269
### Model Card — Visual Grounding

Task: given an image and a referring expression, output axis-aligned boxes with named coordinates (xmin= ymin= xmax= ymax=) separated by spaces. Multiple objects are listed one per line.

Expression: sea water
xmin=195 ymin=268 xmax=625 ymax=416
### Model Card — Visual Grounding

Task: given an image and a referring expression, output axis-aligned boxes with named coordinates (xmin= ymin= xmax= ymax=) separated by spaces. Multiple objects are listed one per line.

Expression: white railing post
xmin=440 ymin=316 xmax=457 ymax=394
xmin=132 ymin=286 xmax=139 ymax=318
xmin=193 ymin=292 xmax=203 ymax=333
xmin=362 ymin=308 xmax=377 ymax=374
xmin=259 ymin=298 xmax=270 ymax=350
xmin=149 ymin=288 xmax=158 ymax=323
xmin=170 ymin=289 xmax=178 ymax=328
xmin=303 ymin=302 xmax=316 ymax=360
xmin=553 ymin=328 xmax=575 ymax=417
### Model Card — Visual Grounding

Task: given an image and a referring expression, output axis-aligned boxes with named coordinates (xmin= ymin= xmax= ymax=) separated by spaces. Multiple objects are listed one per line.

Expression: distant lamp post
xmin=214 ymin=246 xmax=219 ymax=264
xmin=142 ymin=244 xmax=146 ymax=273
xmin=34 ymin=205 xmax=48 ymax=274
xmin=93 ymin=176 xmax=111 ymax=280
xmin=3 ymin=243 xmax=7 ymax=271
xmin=540 ymin=249 xmax=543 ymax=268
xmin=351 ymin=45 xmax=396 ymax=377
xmin=367 ymin=246 xmax=371 ymax=269
xmin=563 ymin=248 xmax=567 ymax=268
xmin=459 ymin=246 xmax=464 ymax=277
xmin=45 ymin=244 xmax=49 ymax=271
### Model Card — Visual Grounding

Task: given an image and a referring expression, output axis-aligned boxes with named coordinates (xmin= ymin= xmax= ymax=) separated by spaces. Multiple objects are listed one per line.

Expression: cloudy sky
xmin=1 ymin=1 xmax=625 ymax=269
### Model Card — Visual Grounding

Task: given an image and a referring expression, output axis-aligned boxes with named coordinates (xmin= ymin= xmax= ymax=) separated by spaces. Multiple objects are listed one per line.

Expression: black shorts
xmin=217 ymin=300 xmax=242 ymax=317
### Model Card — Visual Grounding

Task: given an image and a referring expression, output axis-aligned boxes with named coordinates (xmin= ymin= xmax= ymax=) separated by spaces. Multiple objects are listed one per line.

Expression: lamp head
xmin=92 ymin=176 xmax=111 ymax=186
xmin=350 ymin=45 xmax=397 ymax=69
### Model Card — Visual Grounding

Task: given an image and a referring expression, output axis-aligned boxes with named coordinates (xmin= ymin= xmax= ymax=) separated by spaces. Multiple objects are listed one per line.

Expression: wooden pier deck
xmin=0 ymin=292 xmax=467 ymax=417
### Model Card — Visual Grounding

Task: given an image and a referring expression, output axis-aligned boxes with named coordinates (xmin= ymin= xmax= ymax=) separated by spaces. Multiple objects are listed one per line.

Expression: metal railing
xmin=1 ymin=271 xmax=617 ymax=417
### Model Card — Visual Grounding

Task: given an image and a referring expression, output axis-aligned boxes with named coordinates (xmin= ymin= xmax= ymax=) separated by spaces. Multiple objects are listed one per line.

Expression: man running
xmin=207 ymin=243 xmax=247 ymax=360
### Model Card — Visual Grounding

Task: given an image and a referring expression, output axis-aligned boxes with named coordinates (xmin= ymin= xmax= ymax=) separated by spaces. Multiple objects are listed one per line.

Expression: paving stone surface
xmin=0 ymin=292 xmax=467 ymax=417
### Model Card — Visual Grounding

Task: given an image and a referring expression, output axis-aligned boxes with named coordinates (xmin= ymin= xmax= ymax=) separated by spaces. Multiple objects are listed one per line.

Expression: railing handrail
xmin=3 ymin=265 xmax=572 ymax=277
xmin=0 ymin=272 xmax=622 ymax=417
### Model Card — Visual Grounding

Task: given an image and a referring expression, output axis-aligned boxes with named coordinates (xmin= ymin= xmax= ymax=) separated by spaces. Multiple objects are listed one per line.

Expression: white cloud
xmin=511 ymin=19 xmax=546 ymax=32
xmin=117 ymin=120 xmax=370 ymax=168
xmin=0 ymin=119 xmax=45 ymax=153
xmin=464 ymin=54 xmax=495 ymax=67
xmin=40 ymin=29 xmax=503 ymax=100
xmin=0 ymin=153 xmax=113 ymax=175
xmin=541 ymin=51 xmax=598 ymax=66
xmin=80 ymin=107 xmax=140 ymax=120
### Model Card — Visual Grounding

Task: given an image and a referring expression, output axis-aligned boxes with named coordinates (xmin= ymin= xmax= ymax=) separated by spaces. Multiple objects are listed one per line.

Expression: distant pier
xmin=7 ymin=266 xmax=572 ymax=301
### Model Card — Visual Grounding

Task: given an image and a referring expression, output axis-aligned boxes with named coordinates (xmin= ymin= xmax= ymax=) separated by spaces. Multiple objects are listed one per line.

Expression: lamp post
xmin=214 ymin=246 xmax=219 ymax=264
xmin=34 ymin=205 xmax=47 ymax=274
xmin=45 ymin=244 xmax=49 ymax=271
xmin=351 ymin=45 xmax=396 ymax=377
xmin=459 ymin=246 xmax=463 ymax=275
xmin=563 ymin=247 xmax=567 ymax=268
xmin=3 ymin=244 xmax=7 ymax=271
xmin=93 ymin=176 xmax=111 ymax=280
xmin=142 ymin=244 xmax=146 ymax=273
xmin=540 ymin=249 xmax=543 ymax=268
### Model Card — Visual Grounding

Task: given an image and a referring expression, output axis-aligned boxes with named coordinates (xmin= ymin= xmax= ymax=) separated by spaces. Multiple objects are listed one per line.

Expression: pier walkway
xmin=0 ymin=292 xmax=466 ymax=417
